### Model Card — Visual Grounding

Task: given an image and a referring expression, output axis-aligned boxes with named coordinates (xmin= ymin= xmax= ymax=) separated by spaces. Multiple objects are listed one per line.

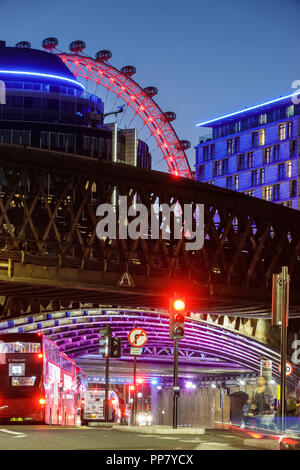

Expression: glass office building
xmin=0 ymin=41 xmax=151 ymax=169
xmin=195 ymin=94 xmax=300 ymax=209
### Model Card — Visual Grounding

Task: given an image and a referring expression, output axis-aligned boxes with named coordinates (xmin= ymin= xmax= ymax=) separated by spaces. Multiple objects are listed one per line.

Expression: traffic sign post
xmin=128 ymin=328 xmax=148 ymax=348
xmin=272 ymin=266 xmax=289 ymax=431
xmin=260 ymin=359 xmax=272 ymax=382
xmin=278 ymin=361 xmax=293 ymax=377
xmin=128 ymin=327 xmax=148 ymax=426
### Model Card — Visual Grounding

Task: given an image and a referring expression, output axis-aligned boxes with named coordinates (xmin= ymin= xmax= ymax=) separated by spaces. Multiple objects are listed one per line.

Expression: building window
xmin=263 ymin=147 xmax=271 ymax=164
xmin=58 ymin=133 xmax=65 ymax=149
xmin=197 ymin=165 xmax=205 ymax=180
xmin=210 ymin=144 xmax=215 ymax=159
xmin=226 ymin=176 xmax=233 ymax=189
xmin=259 ymin=129 xmax=265 ymax=146
xmin=40 ymin=131 xmax=49 ymax=149
xmin=11 ymin=130 xmax=30 ymax=146
xmin=278 ymin=163 xmax=285 ymax=180
xmin=247 ymin=152 xmax=254 ymax=168
xmin=203 ymin=146 xmax=209 ymax=161
xmin=227 ymin=139 xmax=233 ymax=155
xmin=245 ymin=190 xmax=254 ymax=197
xmin=252 ymin=131 xmax=258 ymax=148
xmin=279 ymin=123 xmax=286 ymax=141
xmin=213 ymin=160 xmax=222 ymax=177
xmin=222 ymin=158 xmax=229 ymax=175
xmin=234 ymin=137 xmax=240 ymax=153
xmin=290 ymin=140 xmax=296 ymax=157
xmin=290 ymin=180 xmax=297 ymax=198
xmin=66 ymin=134 xmax=74 ymax=153
xmin=273 ymin=184 xmax=280 ymax=201
xmin=233 ymin=174 xmax=239 ymax=190
xmin=226 ymin=175 xmax=238 ymax=190
xmin=273 ymin=145 xmax=280 ymax=161
xmin=50 ymin=132 xmax=58 ymax=149
xmin=263 ymin=185 xmax=272 ymax=201
xmin=286 ymin=201 xmax=292 ymax=208
xmin=259 ymin=113 xmax=267 ymax=125
xmin=234 ymin=121 xmax=242 ymax=132
xmin=237 ymin=154 xmax=245 ymax=170
xmin=286 ymin=105 xmax=294 ymax=117
xmin=286 ymin=161 xmax=292 ymax=178
xmin=251 ymin=170 xmax=258 ymax=186
xmin=287 ymin=121 xmax=292 ymax=138
xmin=260 ymin=168 xmax=265 ymax=185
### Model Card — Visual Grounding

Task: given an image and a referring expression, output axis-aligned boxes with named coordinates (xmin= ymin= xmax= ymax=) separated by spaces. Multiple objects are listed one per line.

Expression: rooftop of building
xmin=0 ymin=41 xmax=83 ymax=89
xmin=196 ymin=92 xmax=298 ymax=128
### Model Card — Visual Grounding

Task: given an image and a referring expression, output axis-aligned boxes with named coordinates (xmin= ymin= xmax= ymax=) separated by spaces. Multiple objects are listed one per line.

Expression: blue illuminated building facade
xmin=0 ymin=41 xmax=151 ymax=168
xmin=195 ymin=94 xmax=300 ymax=209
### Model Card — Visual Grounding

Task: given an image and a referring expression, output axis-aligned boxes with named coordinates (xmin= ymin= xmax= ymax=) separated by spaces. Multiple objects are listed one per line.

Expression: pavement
xmin=89 ymin=423 xmax=205 ymax=434
xmin=0 ymin=425 xmax=258 ymax=450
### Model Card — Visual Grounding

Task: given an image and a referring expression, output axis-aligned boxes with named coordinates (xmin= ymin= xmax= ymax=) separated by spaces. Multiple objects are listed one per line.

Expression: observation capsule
xmin=69 ymin=40 xmax=86 ymax=53
xmin=162 ymin=111 xmax=176 ymax=122
xmin=144 ymin=86 xmax=158 ymax=97
xmin=15 ymin=41 xmax=31 ymax=49
xmin=95 ymin=50 xmax=112 ymax=62
xmin=120 ymin=65 xmax=136 ymax=77
xmin=42 ymin=37 xmax=58 ymax=50
xmin=176 ymin=140 xmax=191 ymax=151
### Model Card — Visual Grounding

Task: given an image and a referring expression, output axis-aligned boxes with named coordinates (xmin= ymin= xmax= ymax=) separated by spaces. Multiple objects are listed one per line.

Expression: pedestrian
xmin=250 ymin=376 xmax=274 ymax=430
xmin=241 ymin=399 xmax=251 ymax=428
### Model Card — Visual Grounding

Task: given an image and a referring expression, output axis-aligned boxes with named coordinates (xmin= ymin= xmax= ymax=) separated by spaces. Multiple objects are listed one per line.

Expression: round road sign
xmin=278 ymin=361 xmax=293 ymax=377
xmin=128 ymin=328 xmax=148 ymax=348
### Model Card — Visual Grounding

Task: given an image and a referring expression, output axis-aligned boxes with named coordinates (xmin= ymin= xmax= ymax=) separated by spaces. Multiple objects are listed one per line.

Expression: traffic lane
xmin=0 ymin=426 xmax=256 ymax=450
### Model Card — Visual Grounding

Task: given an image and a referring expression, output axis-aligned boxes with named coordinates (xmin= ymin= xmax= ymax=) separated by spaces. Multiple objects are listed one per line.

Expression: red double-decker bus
xmin=0 ymin=332 xmax=77 ymax=425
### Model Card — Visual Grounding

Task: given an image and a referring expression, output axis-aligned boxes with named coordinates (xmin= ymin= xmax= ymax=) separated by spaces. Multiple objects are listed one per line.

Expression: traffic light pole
xmin=173 ymin=338 xmax=178 ymax=429
xmin=104 ymin=354 xmax=110 ymax=422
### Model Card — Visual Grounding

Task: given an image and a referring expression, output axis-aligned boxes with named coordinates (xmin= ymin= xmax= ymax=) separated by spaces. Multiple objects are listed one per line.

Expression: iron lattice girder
xmin=59 ymin=53 xmax=192 ymax=178
xmin=0 ymin=144 xmax=300 ymax=312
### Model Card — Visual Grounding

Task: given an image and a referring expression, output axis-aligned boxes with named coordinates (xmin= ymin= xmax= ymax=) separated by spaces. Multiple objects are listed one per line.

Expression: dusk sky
xmin=0 ymin=0 xmax=299 ymax=170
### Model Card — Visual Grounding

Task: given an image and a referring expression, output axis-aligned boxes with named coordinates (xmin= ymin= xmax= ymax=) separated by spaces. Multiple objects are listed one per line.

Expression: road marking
xmin=0 ymin=429 xmax=26 ymax=436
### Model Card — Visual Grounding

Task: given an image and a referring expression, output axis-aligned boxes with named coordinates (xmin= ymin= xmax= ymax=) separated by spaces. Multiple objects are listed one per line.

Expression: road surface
xmin=0 ymin=425 xmax=256 ymax=450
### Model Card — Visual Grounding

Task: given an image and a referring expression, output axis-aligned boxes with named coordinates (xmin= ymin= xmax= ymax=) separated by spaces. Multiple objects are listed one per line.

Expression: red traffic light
xmin=173 ymin=299 xmax=185 ymax=311
xmin=174 ymin=313 xmax=184 ymax=323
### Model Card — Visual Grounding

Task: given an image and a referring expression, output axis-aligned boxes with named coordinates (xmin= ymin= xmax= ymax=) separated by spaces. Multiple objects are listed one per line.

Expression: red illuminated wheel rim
xmin=55 ymin=52 xmax=192 ymax=179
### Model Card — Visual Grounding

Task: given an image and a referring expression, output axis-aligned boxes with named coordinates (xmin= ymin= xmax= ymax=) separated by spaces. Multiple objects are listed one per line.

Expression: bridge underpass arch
xmin=0 ymin=308 xmax=297 ymax=389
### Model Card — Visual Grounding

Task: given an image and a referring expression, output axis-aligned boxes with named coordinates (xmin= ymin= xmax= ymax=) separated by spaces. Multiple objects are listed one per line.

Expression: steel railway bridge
xmin=0 ymin=143 xmax=299 ymax=318
xmin=0 ymin=143 xmax=298 ymax=383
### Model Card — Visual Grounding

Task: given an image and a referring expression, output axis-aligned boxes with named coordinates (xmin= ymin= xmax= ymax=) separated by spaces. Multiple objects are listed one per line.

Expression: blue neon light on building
xmin=0 ymin=70 xmax=84 ymax=89
xmin=195 ymin=94 xmax=300 ymax=210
